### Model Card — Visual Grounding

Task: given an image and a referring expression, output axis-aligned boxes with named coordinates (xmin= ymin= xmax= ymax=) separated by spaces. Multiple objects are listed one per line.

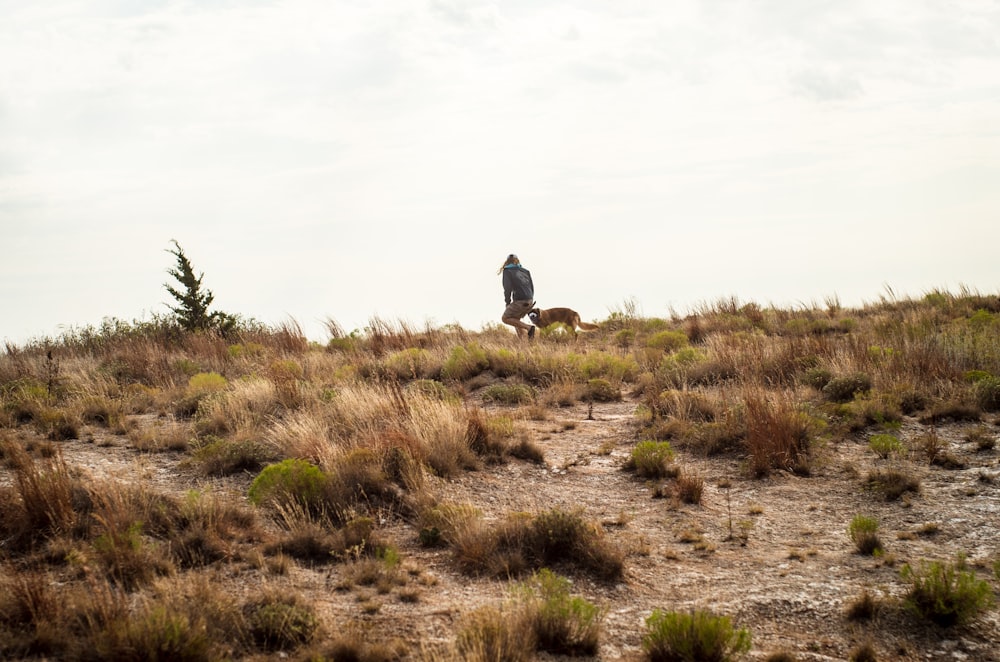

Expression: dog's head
xmin=527 ymin=308 xmax=540 ymax=324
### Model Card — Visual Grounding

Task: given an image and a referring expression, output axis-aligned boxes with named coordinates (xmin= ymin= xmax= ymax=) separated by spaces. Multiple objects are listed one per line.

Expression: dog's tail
xmin=578 ymin=321 xmax=600 ymax=331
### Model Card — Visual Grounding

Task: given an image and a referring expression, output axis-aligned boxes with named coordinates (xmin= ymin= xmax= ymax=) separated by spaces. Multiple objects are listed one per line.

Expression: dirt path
xmin=12 ymin=398 xmax=1000 ymax=661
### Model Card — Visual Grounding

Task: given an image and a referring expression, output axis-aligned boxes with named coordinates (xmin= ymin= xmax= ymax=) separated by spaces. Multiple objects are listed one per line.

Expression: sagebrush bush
xmin=642 ymin=609 xmax=751 ymax=662
xmin=180 ymin=372 xmax=228 ymax=414
xmin=481 ymin=383 xmax=535 ymax=405
xmin=646 ymin=330 xmax=689 ymax=352
xmin=900 ymin=555 xmax=993 ymax=626
xmin=585 ymin=378 xmax=620 ymax=402
xmin=441 ymin=344 xmax=489 ymax=381
xmin=248 ymin=459 xmax=328 ymax=512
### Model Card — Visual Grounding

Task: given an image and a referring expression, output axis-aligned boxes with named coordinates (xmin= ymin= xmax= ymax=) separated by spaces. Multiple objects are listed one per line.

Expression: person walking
xmin=499 ymin=254 xmax=536 ymax=339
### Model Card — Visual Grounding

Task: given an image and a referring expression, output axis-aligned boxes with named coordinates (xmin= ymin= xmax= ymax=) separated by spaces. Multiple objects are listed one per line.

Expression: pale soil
xmin=7 ymin=398 xmax=1000 ymax=662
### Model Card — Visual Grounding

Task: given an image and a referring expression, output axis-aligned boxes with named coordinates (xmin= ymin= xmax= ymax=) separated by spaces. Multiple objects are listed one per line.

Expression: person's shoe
xmin=527 ymin=325 xmax=536 ymax=339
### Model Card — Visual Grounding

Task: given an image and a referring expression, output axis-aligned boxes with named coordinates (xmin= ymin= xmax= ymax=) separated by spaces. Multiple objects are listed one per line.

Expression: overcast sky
xmin=2 ymin=0 xmax=998 ymax=345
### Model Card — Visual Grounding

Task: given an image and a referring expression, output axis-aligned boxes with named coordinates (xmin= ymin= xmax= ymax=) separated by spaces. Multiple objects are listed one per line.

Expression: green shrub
xmin=441 ymin=344 xmax=489 ymax=381
xmin=848 ymin=515 xmax=882 ymax=555
xmin=585 ymin=378 xmax=620 ymax=402
xmin=518 ymin=568 xmax=605 ymax=656
xmin=481 ymin=383 xmax=536 ymax=405
xmin=248 ymin=459 xmax=328 ymax=511
xmin=646 ymin=330 xmax=689 ymax=352
xmin=628 ymin=441 xmax=676 ymax=479
xmin=900 ymin=556 xmax=993 ymax=626
xmin=186 ymin=372 xmax=228 ymax=397
xmin=384 ymin=348 xmax=434 ymax=380
xmin=642 ymin=609 xmax=751 ymax=662
xmin=822 ymin=374 xmax=872 ymax=403
xmin=868 ymin=434 xmax=903 ymax=460
xmin=969 ymin=308 xmax=996 ymax=329
xmin=973 ymin=376 xmax=1000 ymax=411
xmin=571 ymin=351 xmax=639 ymax=382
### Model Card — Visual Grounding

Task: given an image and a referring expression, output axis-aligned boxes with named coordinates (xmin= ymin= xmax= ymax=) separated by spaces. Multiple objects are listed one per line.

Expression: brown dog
xmin=527 ymin=307 xmax=600 ymax=338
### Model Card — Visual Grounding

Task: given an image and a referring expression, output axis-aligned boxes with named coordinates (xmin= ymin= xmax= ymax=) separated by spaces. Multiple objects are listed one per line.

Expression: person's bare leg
xmin=503 ymin=317 xmax=532 ymax=337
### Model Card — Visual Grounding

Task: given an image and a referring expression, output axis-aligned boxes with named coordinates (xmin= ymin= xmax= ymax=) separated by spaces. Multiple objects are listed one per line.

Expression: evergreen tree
xmin=164 ymin=240 xmax=216 ymax=331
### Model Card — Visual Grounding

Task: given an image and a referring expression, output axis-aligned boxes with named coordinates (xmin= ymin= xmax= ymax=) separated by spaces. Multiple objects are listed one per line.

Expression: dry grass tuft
xmin=743 ymin=390 xmax=813 ymax=477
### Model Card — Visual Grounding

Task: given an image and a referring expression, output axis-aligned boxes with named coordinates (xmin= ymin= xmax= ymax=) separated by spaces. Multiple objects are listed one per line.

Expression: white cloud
xmin=1 ymin=1 xmax=999 ymax=343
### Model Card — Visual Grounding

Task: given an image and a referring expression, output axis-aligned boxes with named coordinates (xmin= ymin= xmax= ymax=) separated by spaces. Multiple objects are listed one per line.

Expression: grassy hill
xmin=2 ymin=289 xmax=999 ymax=661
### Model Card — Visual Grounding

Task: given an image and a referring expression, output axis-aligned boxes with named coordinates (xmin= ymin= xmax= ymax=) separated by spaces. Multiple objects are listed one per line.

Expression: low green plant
xmin=642 ymin=609 xmax=751 ymax=662
xmin=186 ymin=372 xmax=228 ymax=397
xmin=868 ymin=434 xmax=903 ymax=460
xmin=441 ymin=344 xmax=489 ymax=381
xmin=848 ymin=515 xmax=882 ymax=555
xmin=384 ymin=348 xmax=435 ymax=380
xmin=518 ymin=568 xmax=605 ymax=656
xmin=248 ymin=459 xmax=328 ymax=512
xmin=481 ymin=383 xmax=535 ymax=405
xmin=646 ymin=330 xmax=689 ymax=352
xmin=900 ymin=555 xmax=993 ymax=626
xmin=585 ymin=378 xmax=620 ymax=402
xmin=628 ymin=440 xmax=676 ymax=478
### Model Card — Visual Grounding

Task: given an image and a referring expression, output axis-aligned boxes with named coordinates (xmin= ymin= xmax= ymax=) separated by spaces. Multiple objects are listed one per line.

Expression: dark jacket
xmin=503 ymin=265 xmax=534 ymax=305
